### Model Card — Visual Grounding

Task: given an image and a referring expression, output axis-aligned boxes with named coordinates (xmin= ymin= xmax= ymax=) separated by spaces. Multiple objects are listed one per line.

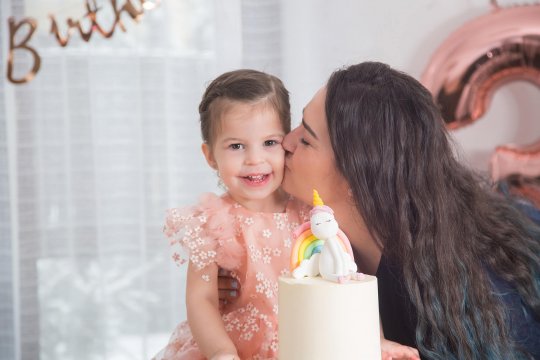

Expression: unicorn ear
xmin=313 ymin=189 xmax=324 ymax=207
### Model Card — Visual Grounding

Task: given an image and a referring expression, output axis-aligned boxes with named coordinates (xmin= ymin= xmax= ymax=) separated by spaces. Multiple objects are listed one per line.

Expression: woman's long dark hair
xmin=325 ymin=62 xmax=540 ymax=359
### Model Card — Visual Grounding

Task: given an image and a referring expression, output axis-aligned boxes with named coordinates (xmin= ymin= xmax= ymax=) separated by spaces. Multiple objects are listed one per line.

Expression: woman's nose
xmin=283 ymin=127 xmax=299 ymax=153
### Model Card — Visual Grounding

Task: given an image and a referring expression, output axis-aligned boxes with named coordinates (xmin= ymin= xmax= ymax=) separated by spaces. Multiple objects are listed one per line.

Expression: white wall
xmin=280 ymin=0 xmax=540 ymax=175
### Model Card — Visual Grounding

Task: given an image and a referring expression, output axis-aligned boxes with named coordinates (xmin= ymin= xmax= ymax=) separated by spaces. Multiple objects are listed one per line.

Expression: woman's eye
xmin=229 ymin=143 xmax=244 ymax=150
xmin=264 ymin=140 xmax=278 ymax=146
xmin=300 ymin=138 xmax=310 ymax=146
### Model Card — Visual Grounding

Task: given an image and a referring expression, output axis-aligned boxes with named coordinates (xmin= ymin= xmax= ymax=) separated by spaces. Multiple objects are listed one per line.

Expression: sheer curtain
xmin=0 ymin=0 xmax=282 ymax=359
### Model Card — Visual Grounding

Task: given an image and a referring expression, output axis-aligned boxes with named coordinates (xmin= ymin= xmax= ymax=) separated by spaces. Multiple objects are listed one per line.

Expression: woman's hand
xmin=381 ymin=338 xmax=420 ymax=360
xmin=218 ymin=268 xmax=240 ymax=307
xmin=209 ymin=351 xmax=240 ymax=360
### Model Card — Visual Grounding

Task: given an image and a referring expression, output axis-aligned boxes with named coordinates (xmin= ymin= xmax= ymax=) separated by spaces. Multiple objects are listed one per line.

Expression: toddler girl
xmin=153 ymin=69 xmax=309 ymax=360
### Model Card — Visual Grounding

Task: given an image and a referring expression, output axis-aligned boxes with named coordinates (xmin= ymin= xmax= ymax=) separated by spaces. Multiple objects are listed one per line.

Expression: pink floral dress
xmin=153 ymin=192 xmax=310 ymax=360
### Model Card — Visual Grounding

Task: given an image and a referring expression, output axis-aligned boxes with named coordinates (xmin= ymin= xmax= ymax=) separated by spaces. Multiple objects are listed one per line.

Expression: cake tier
xmin=278 ymin=275 xmax=381 ymax=360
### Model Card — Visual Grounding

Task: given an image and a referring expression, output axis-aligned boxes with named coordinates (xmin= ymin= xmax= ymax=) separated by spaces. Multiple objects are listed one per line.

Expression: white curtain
xmin=0 ymin=0 xmax=282 ymax=359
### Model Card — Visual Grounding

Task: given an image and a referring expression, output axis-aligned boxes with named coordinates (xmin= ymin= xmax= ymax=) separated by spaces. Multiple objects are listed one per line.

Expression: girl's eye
xmin=264 ymin=140 xmax=278 ymax=147
xmin=229 ymin=143 xmax=244 ymax=150
xmin=300 ymin=138 xmax=310 ymax=146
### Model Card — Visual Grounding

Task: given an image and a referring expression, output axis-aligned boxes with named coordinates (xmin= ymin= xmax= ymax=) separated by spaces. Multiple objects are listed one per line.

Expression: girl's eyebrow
xmin=221 ymin=137 xmax=243 ymax=143
xmin=221 ymin=133 xmax=284 ymax=142
xmin=266 ymin=133 xmax=285 ymax=138
xmin=302 ymin=119 xmax=318 ymax=139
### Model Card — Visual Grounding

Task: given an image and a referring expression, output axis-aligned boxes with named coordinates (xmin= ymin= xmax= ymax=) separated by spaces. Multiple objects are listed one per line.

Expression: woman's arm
xmin=186 ymin=261 xmax=239 ymax=360
xmin=217 ymin=268 xmax=239 ymax=307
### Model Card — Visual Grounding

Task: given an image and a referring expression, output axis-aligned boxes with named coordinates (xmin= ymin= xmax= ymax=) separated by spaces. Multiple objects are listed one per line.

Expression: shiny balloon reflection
xmin=421 ymin=4 xmax=540 ymax=129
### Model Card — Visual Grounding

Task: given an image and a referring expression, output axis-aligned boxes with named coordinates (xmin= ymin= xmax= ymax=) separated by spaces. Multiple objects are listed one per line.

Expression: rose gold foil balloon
xmin=490 ymin=141 xmax=540 ymax=180
xmin=421 ymin=2 xmax=540 ymax=129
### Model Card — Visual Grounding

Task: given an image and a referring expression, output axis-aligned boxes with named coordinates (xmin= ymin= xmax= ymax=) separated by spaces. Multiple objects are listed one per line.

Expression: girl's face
xmin=282 ymin=87 xmax=349 ymax=206
xmin=202 ymin=100 xmax=286 ymax=211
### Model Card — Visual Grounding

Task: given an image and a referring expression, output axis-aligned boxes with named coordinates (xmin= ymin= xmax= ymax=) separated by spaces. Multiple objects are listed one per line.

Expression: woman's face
xmin=282 ymin=87 xmax=349 ymax=206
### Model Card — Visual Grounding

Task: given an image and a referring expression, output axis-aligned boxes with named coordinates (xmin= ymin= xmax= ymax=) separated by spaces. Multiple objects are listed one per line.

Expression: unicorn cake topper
xmin=290 ymin=190 xmax=362 ymax=283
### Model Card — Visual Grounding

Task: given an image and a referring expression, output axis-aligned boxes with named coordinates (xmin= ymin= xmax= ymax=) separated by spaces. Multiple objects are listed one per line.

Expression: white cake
xmin=280 ymin=190 xmax=381 ymax=359
xmin=278 ymin=275 xmax=381 ymax=360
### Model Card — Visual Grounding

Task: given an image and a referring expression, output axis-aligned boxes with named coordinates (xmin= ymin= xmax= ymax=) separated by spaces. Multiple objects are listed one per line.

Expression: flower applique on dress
xmin=164 ymin=193 xmax=245 ymax=274
xmin=153 ymin=193 xmax=310 ymax=360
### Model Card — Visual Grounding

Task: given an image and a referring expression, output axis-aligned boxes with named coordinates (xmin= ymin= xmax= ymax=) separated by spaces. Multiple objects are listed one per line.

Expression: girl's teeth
xmin=248 ymin=175 xmax=265 ymax=181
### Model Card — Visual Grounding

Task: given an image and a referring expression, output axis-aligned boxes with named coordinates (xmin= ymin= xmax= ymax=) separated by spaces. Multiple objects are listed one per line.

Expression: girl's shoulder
xmin=164 ymin=192 xmax=235 ymax=236
xmin=285 ymin=196 xmax=311 ymax=222
xmin=164 ymin=192 xmax=243 ymax=270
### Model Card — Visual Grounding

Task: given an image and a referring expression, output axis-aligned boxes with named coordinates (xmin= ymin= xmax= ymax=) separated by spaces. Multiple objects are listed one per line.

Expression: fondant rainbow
xmin=290 ymin=221 xmax=354 ymax=271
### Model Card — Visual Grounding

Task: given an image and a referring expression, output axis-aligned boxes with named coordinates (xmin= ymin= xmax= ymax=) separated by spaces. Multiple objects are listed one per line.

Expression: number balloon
xmin=421 ymin=3 xmax=540 ymax=129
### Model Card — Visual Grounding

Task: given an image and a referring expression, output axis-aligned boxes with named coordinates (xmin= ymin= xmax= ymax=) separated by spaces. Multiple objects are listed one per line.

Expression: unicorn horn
xmin=313 ymin=189 xmax=324 ymax=206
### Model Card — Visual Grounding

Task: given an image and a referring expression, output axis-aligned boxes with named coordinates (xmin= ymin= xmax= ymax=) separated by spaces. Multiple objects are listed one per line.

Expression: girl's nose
xmin=283 ymin=127 xmax=299 ymax=154
xmin=245 ymin=147 xmax=264 ymax=165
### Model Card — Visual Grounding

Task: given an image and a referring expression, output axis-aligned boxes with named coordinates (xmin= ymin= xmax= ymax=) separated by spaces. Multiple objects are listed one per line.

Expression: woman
xmin=221 ymin=62 xmax=540 ymax=359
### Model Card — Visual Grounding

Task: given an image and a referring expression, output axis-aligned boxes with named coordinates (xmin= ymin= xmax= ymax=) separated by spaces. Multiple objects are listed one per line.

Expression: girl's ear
xmin=201 ymin=143 xmax=217 ymax=170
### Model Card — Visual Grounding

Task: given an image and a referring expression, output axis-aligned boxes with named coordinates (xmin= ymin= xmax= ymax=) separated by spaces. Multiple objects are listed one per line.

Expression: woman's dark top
xmin=374 ymin=253 xmax=418 ymax=349
xmin=352 ymin=248 xmax=540 ymax=359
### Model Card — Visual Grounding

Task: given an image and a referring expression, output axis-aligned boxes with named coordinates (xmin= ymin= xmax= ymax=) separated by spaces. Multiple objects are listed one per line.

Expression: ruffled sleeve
xmin=164 ymin=193 xmax=244 ymax=272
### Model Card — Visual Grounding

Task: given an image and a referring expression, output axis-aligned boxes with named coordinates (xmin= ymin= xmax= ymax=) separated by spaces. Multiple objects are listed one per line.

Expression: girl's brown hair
xmin=199 ymin=69 xmax=291 ymax=145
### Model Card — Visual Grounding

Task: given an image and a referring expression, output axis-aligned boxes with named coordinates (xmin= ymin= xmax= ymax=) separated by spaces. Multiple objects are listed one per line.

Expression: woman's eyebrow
xmin=302 ymin=119 xmax=318 ymax=139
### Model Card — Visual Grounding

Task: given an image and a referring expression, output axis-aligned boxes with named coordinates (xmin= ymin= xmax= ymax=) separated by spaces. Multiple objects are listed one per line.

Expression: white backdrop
xmin=1 ymin=0 xmax=538 ymax=359
xmin=280 ymin=0 xmax=540 ymax=173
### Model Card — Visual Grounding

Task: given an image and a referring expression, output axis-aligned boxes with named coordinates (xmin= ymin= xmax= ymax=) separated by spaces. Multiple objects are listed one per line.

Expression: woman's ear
xmin=201 ymin=143 xmax=217 ymax=170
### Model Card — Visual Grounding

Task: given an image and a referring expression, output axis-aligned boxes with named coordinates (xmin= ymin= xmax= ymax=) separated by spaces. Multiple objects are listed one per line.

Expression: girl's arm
xmin=186 ymin=261 xmax=239 ymax=360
